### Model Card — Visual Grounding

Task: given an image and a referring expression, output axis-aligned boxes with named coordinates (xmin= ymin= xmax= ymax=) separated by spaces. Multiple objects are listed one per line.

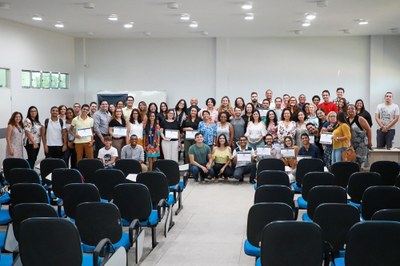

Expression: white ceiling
xmin=0 ymin=0 xmax=399 ymax=38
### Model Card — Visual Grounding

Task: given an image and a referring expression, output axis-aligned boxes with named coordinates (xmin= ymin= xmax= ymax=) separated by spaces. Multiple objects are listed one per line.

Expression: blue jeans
xmin=190 ymin=164 xmax=215 ymax=181
xmin=332 ymin=147 xmax=346 ymax=164
xmin=233 ymin=163 xmax=257 ymax=181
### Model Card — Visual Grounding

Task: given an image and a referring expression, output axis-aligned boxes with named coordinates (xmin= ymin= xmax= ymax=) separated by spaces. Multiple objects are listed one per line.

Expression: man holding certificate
xmin=188 ymin=132 xmax=214 ymax=182
xmin=232 ymin=136 xmax=256 ymax=183
xmin=69 ymin=104 xmax=94 ymax=161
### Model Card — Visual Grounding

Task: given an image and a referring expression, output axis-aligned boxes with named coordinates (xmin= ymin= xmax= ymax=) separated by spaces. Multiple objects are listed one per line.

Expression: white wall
xmin=0 ymin=19 xmax=75 ymax=163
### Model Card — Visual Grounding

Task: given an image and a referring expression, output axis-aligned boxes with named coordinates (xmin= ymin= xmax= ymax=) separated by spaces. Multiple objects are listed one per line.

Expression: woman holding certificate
xmin=277 ymin=109 xmax=296 ymax=143
xmin=320 ymin=111 xmax=336 ymax=168
xmin=182 ymin=107 xmax=201 ymax=164
xmin=144 ymin=112 xmax=161 ymax=170
xmin=245 ymin=110 xmax=267 ymax=149
xmin=265 ymin=110 xmax=278 ymax=142
xmin=217 ymin=112 xmax=234 ymax=147
xmin=109 ymin=108 xmax=128 ymax=158
xmin=160 ymin=109 xmax=181 ymax=162
xmin=281 ymin=136 xmax=299 ymax=169
xmin=294 ymin=110 xmax=308 ymax=148
xmin=212 ymin=134 xmax=233 ymax=182
xmin=332 ymin=112 xmax=352 ymax=164
xmin=128 ymin=109 xmax=144 ymax=147
xmin=198 ymin=110 xmax=217 ymax=148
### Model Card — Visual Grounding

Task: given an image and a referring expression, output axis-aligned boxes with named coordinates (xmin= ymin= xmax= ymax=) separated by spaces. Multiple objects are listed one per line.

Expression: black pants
xmin=25 ymin=143 xmax=40 ymax=168
xmin=46 ymin=146 xmax=63 ymax=159
xmin=213 ymin=163 xmax=233 ymax=178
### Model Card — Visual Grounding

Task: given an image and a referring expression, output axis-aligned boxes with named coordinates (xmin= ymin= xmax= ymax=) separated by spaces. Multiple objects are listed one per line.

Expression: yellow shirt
xmin=212 ymin=147 xmax=233 ymax=164
xmin=332 ymin=123 xmax=351 ymax=149
xmin=71 ymin=116 xmax=94 ymax=144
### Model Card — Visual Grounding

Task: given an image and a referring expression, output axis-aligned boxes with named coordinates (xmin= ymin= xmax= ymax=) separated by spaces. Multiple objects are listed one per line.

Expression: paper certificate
xmin=257 ymin=147 xmax=271 ymax=156
xmin=258 ymin=108 xmax=268 ymax=117
xmin=77 ymin=128 xmax=92 ymax=137
xmin=281 ymin=148 xmax=295 ymax=158
xmin=309 ymin=135 xmax=315 ymax=144
xmin=320 ymin=132 xmax=333 ymax=144
xmin=237 ymin=152 xmax=252 ymax=163
xmin=165 ymin=129 xmax=179 ymax=139
xmin=185 ymin=130 xmax=198 ymax=140
xmin=113 ymin=127 xmax=127 ymax=137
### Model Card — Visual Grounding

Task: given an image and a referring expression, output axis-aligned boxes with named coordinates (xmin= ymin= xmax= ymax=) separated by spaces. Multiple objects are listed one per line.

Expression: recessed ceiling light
xmin=32 ymin=15 xmax=43 ymax=21
xmin=244 ymin=13 xmax=254 ymax=20
xmin=355 ymin=19 xmax=368 ymax=25
xmin=302 ymin=21 xmax=311 ymax=27
xmin=241 ymin=2 xmax=253 ymax=10
xmin=180 ymin=13 xmax=190 ymax=21
xmin=0 ymin=2 xmax=10 ymax=9
xmin=124 ymin=22 xmax=134 ymax=29
xmin=108 ymin=14 xmax=118 ymax=21
xmin=83 ymin=2 xmax=95 ymax=9
xmin=143 ymin=31 xmax=152 ymax=36
xmin=305 ymin=13 xmax=316 ymax=20
xmin=201 ymin=31 xmax=208 ymax=36
xmin=340 ymin=29 xmax=351 ymax=34
xmin=167 ymin=2 xmax=179 ymax=9
xmin=293 ymin=30 xmax=303 ymax=35
xmin=54 ymin=22 xmax=64 ymax=28
xmin=189 ymin=21 xmax=198 ymax=28
xmin=316 ymin=0 xmax=328 ymax=7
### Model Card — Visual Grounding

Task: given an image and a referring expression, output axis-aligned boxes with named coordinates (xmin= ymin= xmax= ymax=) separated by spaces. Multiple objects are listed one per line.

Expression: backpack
xmin=44 ymin=118 xmax=64 ymax=130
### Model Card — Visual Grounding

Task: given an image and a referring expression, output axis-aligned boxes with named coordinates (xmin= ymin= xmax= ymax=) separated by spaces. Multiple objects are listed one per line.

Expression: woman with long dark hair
xmin=245 ymin=110 xmax=266 ymax=149
xmin=24 ymin=106 xmax=42 ymax=168
xmin=212 ymin=134 xmax=233 ymax=182
xmin=265 ymin=110 xmax=278 ymax=142
xmin=109 ymin=108 xmax=128 ymax=157
xmin=128 ymin=108 xmax=144 ymax=147
xmin=6 ymin=112 xmax=24 ymax=159
xmin=355 ymin=99 xmax=373 ymax=127
xmin=64 ymin=107 xmax=77 ymax=168
xmin=182 ymin=107 xmax=201 ymax=164
xmin=144 ymin=112 xmax=161 ymax=170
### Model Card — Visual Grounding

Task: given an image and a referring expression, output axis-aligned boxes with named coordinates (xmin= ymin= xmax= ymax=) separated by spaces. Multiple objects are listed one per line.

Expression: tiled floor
xmin=130 ymin=179 xmax=256 ymax=266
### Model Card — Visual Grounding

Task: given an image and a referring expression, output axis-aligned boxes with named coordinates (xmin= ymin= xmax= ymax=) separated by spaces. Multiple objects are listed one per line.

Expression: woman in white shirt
xmin=245 ymin=110 xmax=267 ymax=149
xmin=128 ymin=108 xmax=144 ymax=147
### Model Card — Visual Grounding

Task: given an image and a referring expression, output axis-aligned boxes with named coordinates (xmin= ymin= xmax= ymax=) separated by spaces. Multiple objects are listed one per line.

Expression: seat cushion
xmin=167 ymin=194 xmax=175 ymax=206
xmin=138 ymin=210 xmax=159 ymax=227
xmin=244 ymin=240 xmax=260 ymax=257
xmin=0 ymin=210 xmax=11 ymax=225
xmin=348 ymin=200 xmax=360 ymax=210
xmin=82 ymin=233 xmax=131 ymax=253
xmin=256 ymin=257 xmax=261 ymax=266
xmin=297 ymin=196 xmax=308 ymax=209
xmin=334 ymin=257 xmax=344 ymax=266
xmin=0 ymin=231 xmax=6 ymax=250
xmin=291 ymin=183 xmax=302 ymax=192
xmin=179 ymin=181 xmax=185 ymax=190
xmin=0 ymin=192 xmax=10 ymax=204
xmin=302 ymin=213 xmax=312 ymax=222
xmin=0 ymin=253 xmax=13 ymax=266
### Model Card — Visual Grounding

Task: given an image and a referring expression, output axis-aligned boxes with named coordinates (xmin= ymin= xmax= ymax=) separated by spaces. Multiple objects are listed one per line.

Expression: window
xmin=21 ymin=69 xmax=69 ymax=89
xmin=0 ymin=68 xmax=10 ymax=88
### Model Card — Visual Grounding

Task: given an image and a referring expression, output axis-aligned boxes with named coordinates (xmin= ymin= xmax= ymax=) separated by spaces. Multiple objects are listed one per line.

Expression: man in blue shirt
xmin=298 ymin=133 xmax=321 ymax=159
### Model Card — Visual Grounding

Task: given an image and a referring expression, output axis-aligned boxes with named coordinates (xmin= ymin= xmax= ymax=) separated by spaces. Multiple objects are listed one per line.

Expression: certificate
xmin=237 ymin=152 xmax=252 ymax=163
xmin=309 ymin=135 xmax=315 ymax=144
xmin=297 ymin=155 xmax=312 ymax=162
xmin=185 ymin=130 xmax=198 ymax=140
xmin=257 ymin=147 xmax=271 ymax=156
xmin=281 ymin=148 xmax=295 ymax=158
xmin=77 ymin=128 xmax=92 ymax=137
xmin=258 ymin=108 xmax=268 ymax=117
xmin=320 ymin=132 xmax=333 ymax=144
xmin=126 ymin=173 xmax=137 ymax=182
xmin=113 ymin=126 xmax=127 ymax=137
xmin=165 ymin=129 xmax=179 ymax=139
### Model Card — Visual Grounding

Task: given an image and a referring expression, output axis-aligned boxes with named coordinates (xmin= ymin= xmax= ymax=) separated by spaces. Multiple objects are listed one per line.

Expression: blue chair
xmin=75 ymin=202 xmax=140 ymax=253
xmin=244 ymin=203 xmax=294 ymax=258
xmin=77 ymin=159 xmax=103 ymax=183
xmin=256 ymin=158 xmax=285 ymax=176
xmin=254 ymin=170 xmax=290 ymax=190
xmin=371 ymin=208 xmax=400 ymax=221
xmin=292 ymin=158 xmax=324 ymax=192
xmin=256 ymin=221 xmax=325 ymax=266
xmin=113 ymin=183 xmax=164 ymax=249
xmin=1 ymin=158 xmax=30 ymax=204
xmin=370 ymin=160 xmax=399 ymax=185
xmin=153 ymin=159 xmax=188 ymax=215
xmin=302 ymin=185 xmax=347 ymax=222
xmin=19 ymin=217 xmax=114 ymax=266
xmin=92 ymin=169 xmax=126 ymax=201
xmin=115 ymin=159 xmax=142 ymax=176
xmin=297 ymin=172 xmax=336 ymax=209
xmin=347 ymin=172 xmax=381 ymax=209
xmin=334 ymin=221 xmax=400 ymax=266
xmin=39 ymin=158 xmax=67 ymax=185
xmin=62 ymin=183 xmax=101 ymax=220
xmin=330 ymin=161 xmax=359 ymax=188
xmin=361 ymin=186 xmax=400 ymax=220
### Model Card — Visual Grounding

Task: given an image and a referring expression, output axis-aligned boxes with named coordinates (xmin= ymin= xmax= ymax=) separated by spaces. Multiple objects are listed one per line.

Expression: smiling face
xmin=283 ymin=110 xmax=291 ymax=121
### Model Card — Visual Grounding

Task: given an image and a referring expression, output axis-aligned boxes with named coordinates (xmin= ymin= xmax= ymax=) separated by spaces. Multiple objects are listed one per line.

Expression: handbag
xmin=342 ymin=147 xmax=356 ymax=162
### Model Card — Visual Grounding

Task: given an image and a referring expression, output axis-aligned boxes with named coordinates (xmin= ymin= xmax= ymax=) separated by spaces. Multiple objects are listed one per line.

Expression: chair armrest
xmin=94 ymin=238 xmax=112 ymax=266
xmin=129 ymin=219 xmax=140 ymax=246
xmin=157 ymin=199 xmax=167 ymax=221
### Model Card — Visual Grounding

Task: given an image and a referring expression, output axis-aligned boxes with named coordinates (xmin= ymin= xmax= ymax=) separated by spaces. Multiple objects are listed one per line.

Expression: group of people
xmin=5 ymin=88 xmax=399 ymax=183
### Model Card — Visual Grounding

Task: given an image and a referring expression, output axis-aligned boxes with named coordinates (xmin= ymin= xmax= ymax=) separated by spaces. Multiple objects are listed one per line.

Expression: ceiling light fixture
xmin=32 ymin=15 xmax=43 ymax=21
xmin=124 ymin=22 xmax=134 ymax=29
xmin=305 ymin=13 xmax=316 ymax=20
xmin=0 ymin=2 xmax=10 ymax=9
xmin=189 ymin=21 xmax=198 ymax=28
xmin=355 ymin=19 xmax=368 ymax=25
xmin=108 ymin=14 xmax=118 ymax=21
xmin=340 ymin=29 xmax=351 ymax=34
xmin=167 ymin=2 xmax=179 ymax=9
xmin=201 ymin=31 xmax=208 ymax=36
xmin=241 ymin=2 xmax=253 ymax=10
xmin=143 ymin=31 xmax=152 ymax=36
xmin=54 ymin=21 xmax=64 ymax=28
xmin=294 ymin=30 xmax=303 ymax=35
xmin=180 ymin=13 xmax=190 ymax=21
xmin=302 ymin=21 xmax=311 ymax=27
xmin=244 ymin=13 xmax=254 ymax=20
